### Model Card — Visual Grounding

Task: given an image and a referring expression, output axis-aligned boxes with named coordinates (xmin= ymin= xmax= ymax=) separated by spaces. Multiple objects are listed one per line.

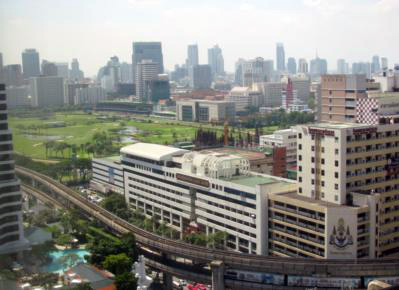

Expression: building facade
xmin=136 ymin=60 xmax=159 ymax=102
xmin=30 ymin=76 xmax=65 ymax=107
xmin=0 ymin=84 xmax=29 ymax=254
xmin=91 ymin=156 xmax=124 ymax=195
xmin=189 ymin=65 xmax=212 ymax=90
xmin=260 ymin=129 xmax=297 ymax=167
xmin=320 ymin=74 xmax=367 ymax=123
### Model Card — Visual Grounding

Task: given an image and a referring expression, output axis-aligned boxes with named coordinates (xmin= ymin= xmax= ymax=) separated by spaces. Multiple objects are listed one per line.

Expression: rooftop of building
xmin=223 ymin=174 xmax=277 ymax=187
xmin=274 ymin=191 xmax=364 ymax=209
xmin=204 ymin=147 xmax=268 ymax=161
xmin=98 ymin=155 xmax=121 ymax=163
xmin=367 ymin=91 xmax=399 ymax=98
xmin=230 ymin=86 xmax=250 ymax=92
xmin=121 ymin=143 xmax=188 ymax=161
xmin=308 ymin=122 xmax=372 ymax=129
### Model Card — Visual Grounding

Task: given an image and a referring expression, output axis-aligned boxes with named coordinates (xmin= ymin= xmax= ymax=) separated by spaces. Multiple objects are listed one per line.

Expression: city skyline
xmin=0 ymin=0 xmax=398 ymax=76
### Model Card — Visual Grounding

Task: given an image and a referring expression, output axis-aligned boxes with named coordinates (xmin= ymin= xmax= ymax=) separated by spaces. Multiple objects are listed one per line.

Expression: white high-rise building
xmin=120 ymin=62 xmax=133 ymax=83
xmin=0 ymin=84 xmax=29 ymax=254
xmin=298 ymin=58 xmax=308 ymax=74
xmin=136 ymin=60 xmax=159 ymax=102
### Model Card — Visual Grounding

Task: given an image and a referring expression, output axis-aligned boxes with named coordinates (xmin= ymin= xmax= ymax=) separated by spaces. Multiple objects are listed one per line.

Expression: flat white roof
xmin=121 ymin=143 xmax=188 ymax=161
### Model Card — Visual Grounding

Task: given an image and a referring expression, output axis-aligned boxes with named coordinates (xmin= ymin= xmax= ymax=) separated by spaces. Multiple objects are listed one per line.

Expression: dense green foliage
xmin=241 ymin=110 xmax=315 ymax=128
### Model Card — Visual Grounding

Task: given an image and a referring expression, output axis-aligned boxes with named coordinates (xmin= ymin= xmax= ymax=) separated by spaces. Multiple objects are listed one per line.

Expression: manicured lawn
xmin=9 ymin=113 xmax=117 ymax=159
xmin=9 ymin=111 xmax=279 ymax=160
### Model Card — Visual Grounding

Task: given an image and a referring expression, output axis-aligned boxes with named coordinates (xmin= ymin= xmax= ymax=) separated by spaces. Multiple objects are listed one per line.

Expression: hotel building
xmin=291 ymin=122 xmax=399 ymax=258
xmin=0 ymin=84 xmax=29 ymax=254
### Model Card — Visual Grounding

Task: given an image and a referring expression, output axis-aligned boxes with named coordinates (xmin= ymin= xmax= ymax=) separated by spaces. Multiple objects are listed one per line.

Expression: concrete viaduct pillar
xmin=211 ymin=260 xmax=225 ymax=290
xmin=161 ymin=253 xmax=173 ymax=290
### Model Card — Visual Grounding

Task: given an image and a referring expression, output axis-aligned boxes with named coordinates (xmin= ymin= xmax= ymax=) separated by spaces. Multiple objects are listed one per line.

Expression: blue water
xmin=41 ymin=249 xmax=90 ymax=274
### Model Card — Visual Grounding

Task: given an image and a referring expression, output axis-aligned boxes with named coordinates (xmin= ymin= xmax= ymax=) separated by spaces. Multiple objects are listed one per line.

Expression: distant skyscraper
xmin=371 ymin=55 xmax=380 ymax=74
xmin=22 ymin=49 xmax=40 ymax=78
xmin=0 ymin=83 xmax=29 ymax=255
xmin=298 ymin=58 xmax=308 ymax=74
xmin=207 ymin=45 xmax=224 ymax=77
xmin=70 ymin=58 xmax=84 ymax=80
xmin=234 ymin=58 xmax=245 ymax=85
xmin=55 ymin=63 xmax=69 ymax=78
xmin=41 ymin=60 xmax=58 ymax=77
xmin=381 ymin=57 xmax=388 ymax=71
xmin=187 ymin=44 xmax=199 ymax=68
xmin=120 ymin=62 xmax=133 ymax=83
xmin=276 ymin=43 xmax=285 ymax=71
xmin=3 ymin=65 xmax=23 ymax=87
xmin=352 ymin=62 xmax=371 ymax=78
xmin=287 ymin=57 xmax=297 ymax=74
xmin=132 ymin=42 xmax=163 ymax=84
xmin=310 ymin=57 xmax=328 ymax=77
xmin=241 ymin=57 xmax=273 ymax=86
xmin=136 ymin=59 xmax=159 ymax=102
xmin=337 ymin=59 xmax=347 ymax=74
xmin=190 ymin=64 xmax=212 ymax=90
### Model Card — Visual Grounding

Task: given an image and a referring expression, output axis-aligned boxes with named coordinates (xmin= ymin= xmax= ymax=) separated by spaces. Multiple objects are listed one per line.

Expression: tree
xmin=71 ymin=283 xmax=93 ymax=290
xmin=102 ymin=253 xmax=131 ymax=275
xmin=56 ymin=233 xmax=74 ymax=247
xmin=119 ymin=233 xmax=138 ymax=262
xmin=114 ymin=272 xmax=137 ymax=290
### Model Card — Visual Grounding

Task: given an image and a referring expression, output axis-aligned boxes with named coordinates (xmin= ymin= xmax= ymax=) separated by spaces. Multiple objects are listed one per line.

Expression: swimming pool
xmin=41 ymin=249 xmax=90 ymax=274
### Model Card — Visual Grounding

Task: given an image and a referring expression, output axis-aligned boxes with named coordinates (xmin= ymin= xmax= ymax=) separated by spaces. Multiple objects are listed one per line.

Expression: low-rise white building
xmin=260 ymin=129 xmax=297 ymax=167
xmin=121 ymin=143 xmax=296 ymax=255
xmin=176 ymin=99 xmax=235 ymax=122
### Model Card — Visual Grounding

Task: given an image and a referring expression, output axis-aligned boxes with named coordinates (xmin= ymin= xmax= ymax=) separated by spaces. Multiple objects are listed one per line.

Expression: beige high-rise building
xmin=293 ymin=122 xmax=399 ymax=258
xmin=320 ymin=74 xmax=367 ymax=123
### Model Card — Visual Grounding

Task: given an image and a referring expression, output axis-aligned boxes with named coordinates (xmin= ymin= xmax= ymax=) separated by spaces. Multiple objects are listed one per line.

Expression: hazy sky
xmin=0 ymin=0 xmax=398 ymax=76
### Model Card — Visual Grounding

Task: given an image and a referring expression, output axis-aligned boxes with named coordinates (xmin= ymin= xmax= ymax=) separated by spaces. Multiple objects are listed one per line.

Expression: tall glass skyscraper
xmin=132 ymin=42 xmax=163 ymax=84
xmin=21 ymin=49 xmax=40 ymax=79
xmin=276 ymin=43 xmax=285 ymax=72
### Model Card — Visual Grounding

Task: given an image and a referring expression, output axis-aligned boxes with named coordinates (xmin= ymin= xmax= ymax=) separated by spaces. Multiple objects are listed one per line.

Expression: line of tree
xmin=241 ymin=110 xmax=315 ymax=128
xmin=15 ymin=154 xmax=91 ymax=185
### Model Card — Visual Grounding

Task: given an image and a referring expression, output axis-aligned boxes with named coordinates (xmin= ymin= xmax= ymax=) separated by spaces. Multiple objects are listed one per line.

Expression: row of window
xmin=204 ymin=199 xmax=255 ymax=218
xmin=0 ymin=214 xmax=18 ymax=226
xmin=204 ymin=217 xmax=256 ymax=240
xmin=0 ymin=234 xmax=19 ymax=246
xmin=202 ymin=205 xmax=256 ymax=229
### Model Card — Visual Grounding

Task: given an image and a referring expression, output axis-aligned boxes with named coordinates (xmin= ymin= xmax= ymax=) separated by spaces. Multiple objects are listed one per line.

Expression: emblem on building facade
xmin=329 ymin=218 xmax=353 ymax=249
